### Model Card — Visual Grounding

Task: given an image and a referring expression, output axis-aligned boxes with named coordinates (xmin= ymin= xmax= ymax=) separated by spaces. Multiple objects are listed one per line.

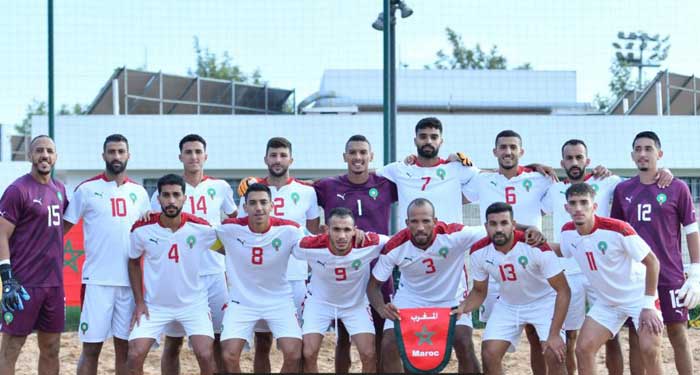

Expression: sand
xmin=9 ymin=329 xmax=700 ymax=374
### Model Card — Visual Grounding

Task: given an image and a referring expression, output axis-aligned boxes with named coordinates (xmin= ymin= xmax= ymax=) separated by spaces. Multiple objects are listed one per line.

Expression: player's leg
xmin=334 ymin=321 xmax=352 ymax=373
xmin=178 ymin=301 xmax=216 ymax=375
xmin=369 ymin=305 xmax=385 ymax=370
xmin=253 ymin=330 xmax=273 ymax=372
xmin=203 ymin=272 xmax=229 ymax=373
xmin=0 ymin=333 xmax=27 ymax=374
xmin=189 ymin=335 xmax=216 ymax=375
xmin=36 ymin=286 xmax=65 ymax=375
xmin=76 ymin=284 xmax=113 ymax=375
xmin=0 ymin=285 xmax=45 ymax=374
xmin=76 ymin=342 xmax=103 ymax=375
xmin=302 ymin=333 xmax=324 ymax=373
xmin=481 ymin=340 xmax=510 ymax=374
xmin=300 ymin=299 xmax=332 ymax=373
xmin=604 ymin=334 xmax=624 ymax=375
xmin=112 ymin=338 xmax=128 ymax=375
xmin=527 ymin=297 xmax=567 ymax=375
xmin=220 ymin=338 xmax=246 ymax=373
xmin=350 ymin=333 xmax=377 ymax=373
xmin=126 ymin=338 xmax=156 ymax=375
xmin=525 ymin=324 xmax=546 ymax=375
xmin=36 ymin=331 xmax=61 ymax=375
xmin=636 ymin=327 xmax=663 ymax=375
xmin=277 ymin=337 xmax=302 ymax=373
xmin=341 ymin=304 xmax=378 ymax=373
xmin=565 ymin=330 xmax=577 ymax=374
xmin=264 ymin=301 xmax=303 ymax=372
xmin=379 ymin=328 xmax=402 ymax=373
xmin=563 ymin=273 xmax=587 ymax=375
xmin=160 ymin=335 xmax=184 ymax=375
xmin=666 ymin=321 xmax=692 ymax=375
xmin=480 ymin=301 xmax=522 ymax=374
xmin=627 ymin=325 xmax=644 ymax=375
xmin=218 ymin=303 xmax=256 ymax=372
xmin=574 ymin=318 xmax=611 ymax=375
xmin=112 ymin=285 xmax=134 ymax=375
xmin=452 ymin=319 xmax=481 ymax=373
xmin=128 ymin=304 xmax=170 ymax=375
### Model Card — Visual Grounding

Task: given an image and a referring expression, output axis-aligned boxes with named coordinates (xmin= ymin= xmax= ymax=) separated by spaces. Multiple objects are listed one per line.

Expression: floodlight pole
xmin=382 ymin=0 xmax=394 ymax=166
xmin=48 ymin=0 xmax=55 ymax=140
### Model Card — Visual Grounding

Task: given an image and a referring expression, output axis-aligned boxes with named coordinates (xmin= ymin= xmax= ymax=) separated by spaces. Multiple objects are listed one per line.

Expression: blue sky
xmin=1 ymin=0 xmax=697 ymax=128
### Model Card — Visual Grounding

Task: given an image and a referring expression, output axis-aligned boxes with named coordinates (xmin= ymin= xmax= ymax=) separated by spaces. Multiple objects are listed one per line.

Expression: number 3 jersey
xmin=470 ymin=231 xmax=562 ymax=305
xmin=372 ymin=222 xmax=485 ymax=306
xmin=65 ymin=174 xmax=151 ymax=286
xmin=292 ymin=233 xmax=388 ymax=309
xmin=215 ymin=217 xmax=305 ymax=309
xmin=560 ymin=216 xmax=651 ymax=306
xmin=129 ymin=213 xmax=218 ymax=308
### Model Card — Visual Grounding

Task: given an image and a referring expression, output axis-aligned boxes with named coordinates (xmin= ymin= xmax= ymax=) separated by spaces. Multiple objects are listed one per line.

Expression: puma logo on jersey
xmin=236 ymin=238 xmax=245 ymax=246
xmin=675 ymin=309 xmax=684 ymax=316
xmin=0 ymin=210 xmax=5 ymax=217
xmin=625 ymin=196 xmax=632 ymax=203
xmin=316 ymin=260 xmax=327 ymax=268
xmin=490 ymin=181 xmax=497 ymax=187
xmin=403 ymin=256 xmax=414 ymax=262
xmin=93 ymin=192 xmax=103 ymax=198
xmin=336 ymin=193 xmax=346 ymax=200
xmin=485 ymin=259 xmax=494 ymax=265
xmin=32 ymin=198 xmax=43 ymax=205
xmin=148 ymin=238 xmax=159 ymax=245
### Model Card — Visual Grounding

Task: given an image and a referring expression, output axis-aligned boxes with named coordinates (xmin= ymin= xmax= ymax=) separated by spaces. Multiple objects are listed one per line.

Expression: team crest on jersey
xmin=522 ymin=179 xmax=532 ymax=192
xmin=129 ymin=192 xmax=137 ymax=204
xmin=3 ymin=311 xmax=13 ymax=325
xmin=656 ymin=193 xmax=667 ymax=205
xmin=591 ymin=184 xmax=599 ymax=192
xmin=436 ymin=168 xmax=446 ymax=180
xmin=369 ymin=188 xmax=379 ymax=200
xmin=56 ymin=191 xmax=63 ymax=202
xmin=291 ymin=192 xmax=300 ymax=204
xmin=207 ymin=188 xmax=216 ymax=199
xmin=597 ymin=241 xmax=608 ymax=255
xmin=352 ymin=259 xmax=362 ymax=270
xmin=80 ymin=322 xmax=89 ymax=334
xmin=518 ymin=256 xmax=528 ymax=269
xmin=438 ymin=247 xmax=449 ymax=258
xmin=186 ymin=235 xmax=196 ymax=249
xmin=272 ymin=238 xmax=282 ymax=251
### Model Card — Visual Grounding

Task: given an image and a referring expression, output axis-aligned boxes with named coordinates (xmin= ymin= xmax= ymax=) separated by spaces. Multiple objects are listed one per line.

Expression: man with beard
xmin=63 ymin=134 xmax=150 ymax=375
xmin=0 ymin=135 xmax=68 ymax=375
xmin=236 ymin=137 xmax=320 ymax=372
xmin=151 ymin=134 xmax=236 ymax=375
xmin=455 ymin=202 xmax=569 ymax=375
xmin=127 ymin=174 xmax=218 ymax=375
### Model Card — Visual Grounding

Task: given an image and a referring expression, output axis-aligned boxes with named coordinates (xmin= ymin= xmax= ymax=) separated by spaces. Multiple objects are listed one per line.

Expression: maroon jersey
xmin=611 ymin=177 xmax=697 ymax=287
xmin=0 ymin=174 xmax=68 ymax=287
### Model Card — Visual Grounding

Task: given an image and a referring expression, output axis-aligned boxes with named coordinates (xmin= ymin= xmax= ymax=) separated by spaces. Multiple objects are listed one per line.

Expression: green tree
xmin=425 ymin=27 xmax=532 ymax=70
xmin=188 ymin=36 xmax=264 ymax=84
xmin=14 ymin=100 xmax=85 ymax=135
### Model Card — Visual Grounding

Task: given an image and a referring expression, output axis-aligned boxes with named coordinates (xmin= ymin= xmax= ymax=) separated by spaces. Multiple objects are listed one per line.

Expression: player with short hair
xmin=236 ymin=137 xmax=320 ymax=372
xmin=152 ymin=134 xmax=236 ymax=374
xmin=367 ymin=198 xmax=487 ymax=373
xmin=611 ymin=131 xmax=699 ymax=375
xmin=0 ymin=135 xmax=68 ymax=375
xmin=127 ymin=174 xmax=218 ymax=375
xmin=561 ymin=183 xmax=664 ymax=375
xmin=293 ymin=207 xmax=388 ymax=373
xmin=313 ymin=134 xmax=397 ymax=372
xmin=63 ymin=134 xmax=150 ymax=375
xmin=454 ymin=202 xmax=570 ymax=374
xmin=216 ymin=183 xmax=304 ymax=373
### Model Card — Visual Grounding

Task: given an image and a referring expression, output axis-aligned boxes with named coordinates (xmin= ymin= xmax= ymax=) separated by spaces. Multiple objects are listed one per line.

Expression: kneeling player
xmin=454 ymin=202 xmax=570 ymax=375
xmin=560 ymin=183 xmax=663 ymax=375
xmin=292 ymin=207 xmax=387 ymax=373
xmin=127 ymin=174 xmax=217 ymax=375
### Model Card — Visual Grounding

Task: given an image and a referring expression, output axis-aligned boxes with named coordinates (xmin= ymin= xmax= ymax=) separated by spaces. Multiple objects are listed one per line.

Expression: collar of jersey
xmin=98 ymin=172 xmax=135 ymax=186
xmin=259 ymin=177 xmax=294 ymax=187
xmin=563 ymin=173 xmax=594 ymax=184
xmin=157 ymin=213 xmax=188 ymax=231
xmin=414 ymin=158 xmax=447 ymax=168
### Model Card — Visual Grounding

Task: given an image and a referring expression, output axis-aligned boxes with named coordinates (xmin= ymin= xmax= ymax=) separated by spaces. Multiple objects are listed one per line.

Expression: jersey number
xmin=335 ymin=267 xmax=347 ymax=281
xmin=168 ymin=244 xmax=179 ymax=263
xmin=422 ymin=258 xmax=436 ymax=274
xmin=273 ymin=197 xmax=285 ymax=216
xmin=47 ymin=204 xmax=61 ymax=227
xmin=110 ymin=197 xmax=127 ymax=217
xmin=585 ymin=251 xmax=597 ymax=271
xmin=421 ymin=177 xmax=431 ymax=191
xmin=189 ymin=196 xmax=208 ymax=215
xmin=356 ymin=200 xmax=363 ymax=216
xmin=251 ymin=247 xmax=264 ymax=265
xmin=637 ymin=203 xmax=651 ymax=222
xmin=499 ymin=264 xmax=517 ymax=281
xmin=505 ymin=186 xmax=517 ymax=204
xmin=669 ymin=289 xmax=682 ymax=308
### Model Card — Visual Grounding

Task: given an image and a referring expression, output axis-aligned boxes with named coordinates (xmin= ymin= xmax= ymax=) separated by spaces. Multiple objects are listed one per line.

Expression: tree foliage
xmin=14 ymin=100 xmax=86 ymax=135
xmin=188 ymin=36 xmax=263 ymax=84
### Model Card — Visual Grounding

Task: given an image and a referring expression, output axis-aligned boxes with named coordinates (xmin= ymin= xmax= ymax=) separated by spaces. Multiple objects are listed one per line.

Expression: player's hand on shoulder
xmin=639 ymin=308 xmax=663 ymax=335
xmin=130 ymin=302 xmax=150 ymax=329
xmin=447 ymin=152 xmax=474 ymax=167
xmin=353 ymin=229 xmax=367 ymax=247
xmin=318 ymin=224 xmax=328 ymax=234
xmin=403 ymin=154 xmax=417 ymax=165
xmin=524 ymin=227 xmax=546 ymax=246
xmin=237 ymin=177 xmax=258 ymax=197
xmin=528 ymin=163 xmax=559 ymax=182
xmin=381 ymin=302 xmax=401 ymax=321
xmin=655 ymin=168 xmax=674 ymax=189
xmin=542 ymin=334 xmax=566 ymax=363
xmin=139 ymin=210 xmax=155 ymax=222
xmin=591 ymin=165 xmax=612 ymax=179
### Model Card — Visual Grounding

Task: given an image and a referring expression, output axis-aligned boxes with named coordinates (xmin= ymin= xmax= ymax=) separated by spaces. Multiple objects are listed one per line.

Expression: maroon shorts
xmin=0 ymin=286 xmax=65 ymax=336
xmin=657 ymin=284 xmax=688 ymax=324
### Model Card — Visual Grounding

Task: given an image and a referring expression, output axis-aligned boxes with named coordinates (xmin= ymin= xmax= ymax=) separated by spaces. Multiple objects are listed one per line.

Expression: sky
xmin=0 ymin=0 xmax=698 ymax=129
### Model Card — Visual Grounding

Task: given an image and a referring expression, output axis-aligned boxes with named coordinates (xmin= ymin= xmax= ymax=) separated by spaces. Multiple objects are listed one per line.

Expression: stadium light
xmin=613 ymin=31 xmax=670 ymax=89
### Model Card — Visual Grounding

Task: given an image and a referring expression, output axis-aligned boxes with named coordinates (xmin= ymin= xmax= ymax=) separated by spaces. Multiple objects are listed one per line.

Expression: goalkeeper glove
xmin=455 ymin=152 xmax=473 ymax=167
xmin=237 ymin=177 xmax=258 ymax=197
xmin=1 ymin=263 xmax=30 ymax=312
xmin=679 ymin=263 xmax=700 ymax=309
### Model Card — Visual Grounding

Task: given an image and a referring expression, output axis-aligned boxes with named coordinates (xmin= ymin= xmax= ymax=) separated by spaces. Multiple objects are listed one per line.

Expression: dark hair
xmin=29 ymin=135 xmax=54 ymax=151
xmin=561 ymin=139 xmax=587 ymax=157
xmin=244 ymin=183 xmax=272 ymax=200
xmin=179 ymin=134 xmax=207 ymax=152
xmin=495 ymin=130 xmax=521 ymax=146
xmin=103 ymin=134 xmax=129 ymax=151
xmin=157 ymin=174 xmax=185 ymax=195
xmin=328 ymin=207 xmax=355 ymax=224
xmin=406 ymin=198 xmax=435 ymax=218
xmin=345 ymin=134 xmax=371 ymax=151
xmin=414 ymin=117 xmax=443 ymax=134
xmin=633 ymin=131 xmax=661 ymax=149
xmin=565 ymin=183 xmax=596 ymax=200
xmin=266 ymin=137 xmax=292 ymax=155
xmin=485 ymin=202 xmax=513 ymax=221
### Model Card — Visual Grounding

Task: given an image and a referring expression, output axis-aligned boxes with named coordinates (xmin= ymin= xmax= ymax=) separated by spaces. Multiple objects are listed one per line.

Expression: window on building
xmin=679 ymin=177 xmax=700 ymax=203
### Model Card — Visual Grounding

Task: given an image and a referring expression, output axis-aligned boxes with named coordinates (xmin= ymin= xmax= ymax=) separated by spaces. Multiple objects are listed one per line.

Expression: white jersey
xmin=462 ymin=166 xmax=552 ymax=228
xmin=560 ymin=216 xmax=650 ymax=306
xmin=64 ymin=174 xmax=150 ymax=286
xmin=372 ymin=222 xmax=486 ymax=306
xmin=238 ymin=178 xmax=320 ymax=281
xmin=150 ymin=176 xmax=236 ymax=276
xmin=377 ymin=160 xmax=479 ymax=226
xmin=292 ymin=233 xmax=388 ymax=309
xmin=216 ymin=217 xmax=305 ymax=308
xmin=470 ymin=231 xmax=562 ymax=305
xmin=129 ymin=213 xmax=217 ymax=308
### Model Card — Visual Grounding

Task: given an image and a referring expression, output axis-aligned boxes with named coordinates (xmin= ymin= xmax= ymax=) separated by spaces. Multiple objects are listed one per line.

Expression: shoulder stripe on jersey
xmin=292 ymin=178 xmax=314 ymax=187
xmin=270 ymin=217 xmax=301 ymax=228
xmin=470 ymin=236 xmax=492 ymax=254
xmin=131 ymin=213 xmax=161 ymax=232
xmin=383 ymin=228 xmax=411 ymax=254
xmin=561 ymin=221 xmax=576 ymax=232
xmin=74 ymin=173 xmax=107 ymax=192
xmin=363 ymin=232 xmax=381 ymax=247
xmin=435 ymin=222 xmax=464 ymax=235
xmin=596 ymin=216 xmax=636 ymax=236
xmin=182 ymin=213 xmax=211 ymax=227
xmin=514 ymin=230 xmax=552 ymax=251
xmin=299 ymin=234 xmax=329 ymax=249
xmin=222 ymin=217 xmax=247 ymax=226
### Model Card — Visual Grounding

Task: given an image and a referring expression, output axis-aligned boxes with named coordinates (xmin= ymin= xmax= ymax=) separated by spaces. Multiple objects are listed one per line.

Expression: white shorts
xmin=563 ymin=273 xmax=587 ymax=331
xmin=587 ymin=301 xmax=662 ymax=336
xmin=382 ymin=292 xmax=472 ymax=330
xmin=129 ymin=302 xmax=214 ymax=341
xmin=220 ymin=300 xmax=302 ymax=346
xmin=483 ymin=295 xmax=564 ymax=353
xmin=479 ymin=280 xmax=500 ymax=323
xmin=79 ymin=284 xmax=134 ymax=342
xmin=254 ymin=280 xmax=306 ymax=333
xmin=164 ymin=272 xmax=228 ymax=337
xmin=302 ymin=300 xmax=374 ymax=336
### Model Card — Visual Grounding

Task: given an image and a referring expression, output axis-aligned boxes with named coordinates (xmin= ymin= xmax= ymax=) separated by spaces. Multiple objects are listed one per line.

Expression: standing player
xmin=0 ymin=135 xmax=68 ymax=375
xmin=455 ymin=202 xmax=569 ymax=374
xmin=561 ymin=183 xmax=664 ymax=375
xmin=151 ymin=134 xmax=236 ymax=374
xmin=313 ymin=134 xmax=397 ymax=372
xmin=611 ymin=131 xmax=700 ymax=375
xmin=63 ymin=134 xmax=150 ymax=375
xmin=127 ymin=174 xmax=217 ymax=375
xmin=292 ymin=207 xmax=388 ymax=373
xmin=236 ymin=137 xmax=320 ymax=372
xmin=216 ymin=183 xmax=304 ymax=373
